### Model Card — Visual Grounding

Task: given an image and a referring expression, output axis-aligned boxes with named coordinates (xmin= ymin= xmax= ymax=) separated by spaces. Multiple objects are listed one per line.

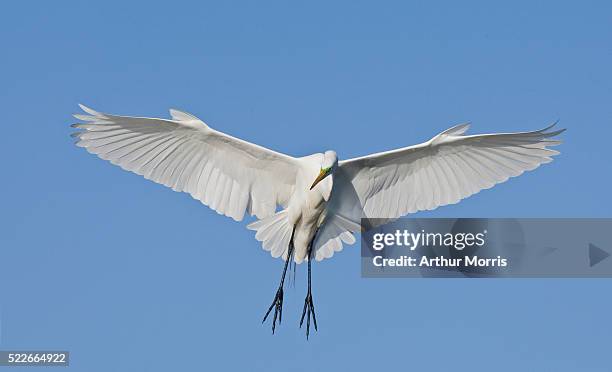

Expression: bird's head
xmin=310 ymin=150 xmax=338 ymax=190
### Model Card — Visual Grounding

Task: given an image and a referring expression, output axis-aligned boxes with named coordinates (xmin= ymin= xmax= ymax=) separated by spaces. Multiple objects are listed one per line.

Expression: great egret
xmin=71 ymin=105 xmax=564 ymax=337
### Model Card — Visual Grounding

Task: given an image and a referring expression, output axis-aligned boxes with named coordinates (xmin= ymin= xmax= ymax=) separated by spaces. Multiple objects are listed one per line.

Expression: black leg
xmin=262 ymin=226 xmax=296 ymax=334
xmin=299 ymin=238 xmax=318 ymax=339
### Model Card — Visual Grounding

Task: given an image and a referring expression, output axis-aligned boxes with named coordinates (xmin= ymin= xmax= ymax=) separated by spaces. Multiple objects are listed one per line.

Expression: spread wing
xmin=313 ymin=123 xmax=564 ymax=260
xmin=71 ymin=105 xmax=299 ymax=221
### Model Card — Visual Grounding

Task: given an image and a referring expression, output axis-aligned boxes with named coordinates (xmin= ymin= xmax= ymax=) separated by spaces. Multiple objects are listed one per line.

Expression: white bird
xmin=71 ymin=105 xmax=564 ymax=336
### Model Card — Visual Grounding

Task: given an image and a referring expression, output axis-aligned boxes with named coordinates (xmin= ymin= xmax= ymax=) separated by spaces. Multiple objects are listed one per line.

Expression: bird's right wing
xmin=313 ymin=123 xmax=564 ymax=260
xmin=338 ymin=123 xmax=564 ymax=224
xmin=72 ymin=105 xmax=299 ymax=221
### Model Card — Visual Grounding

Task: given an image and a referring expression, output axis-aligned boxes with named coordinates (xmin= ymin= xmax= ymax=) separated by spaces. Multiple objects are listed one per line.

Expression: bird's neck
xmin=318 ymin=174 xmax=333 ymax=202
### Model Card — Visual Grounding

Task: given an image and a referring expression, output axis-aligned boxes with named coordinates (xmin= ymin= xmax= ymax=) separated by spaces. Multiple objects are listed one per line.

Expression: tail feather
xmin=247 ymin=210 xmax=293 ymax=260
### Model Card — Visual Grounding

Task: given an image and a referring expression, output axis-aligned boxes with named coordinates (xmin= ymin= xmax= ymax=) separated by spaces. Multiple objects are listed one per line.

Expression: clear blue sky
xmin=1 ymin=1 xmax=611 ymax=371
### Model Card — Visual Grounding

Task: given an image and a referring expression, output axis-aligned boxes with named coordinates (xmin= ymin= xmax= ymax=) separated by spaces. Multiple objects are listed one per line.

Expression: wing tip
xmin=75 ymin=104 xmax=107 ymax=121
xmin=540 ymin=121 xmax=566 ymax=139
xmin=78 ymin=103 xmax=97 ymax=115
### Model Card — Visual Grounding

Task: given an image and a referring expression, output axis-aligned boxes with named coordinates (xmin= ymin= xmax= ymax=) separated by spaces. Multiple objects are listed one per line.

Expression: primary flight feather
xmin=71 ymin=104 xmax=564 ymax=336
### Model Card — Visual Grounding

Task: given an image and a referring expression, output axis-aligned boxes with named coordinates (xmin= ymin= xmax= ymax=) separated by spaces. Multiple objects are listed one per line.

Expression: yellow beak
xmin=310 ymin=169 xmax=328 ymax=190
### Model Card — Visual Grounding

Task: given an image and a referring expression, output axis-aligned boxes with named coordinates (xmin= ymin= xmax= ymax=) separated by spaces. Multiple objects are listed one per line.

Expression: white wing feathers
xmin=72 ymin=105 xmax=298 ymax=221
xmin=337 ymin=123 xmax=564 ymax=224
xmin=73 ymin=106 xmax=564 ymax=263
xmin=313 ymin=123 xmax=564 ymax=260
xmin=312 ymin=214 xmax=358 ymax=261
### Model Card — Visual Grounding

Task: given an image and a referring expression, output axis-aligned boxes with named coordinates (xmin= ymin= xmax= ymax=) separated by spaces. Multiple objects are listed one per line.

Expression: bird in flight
xmin=71 ymin=105 xmax=564 ymax=337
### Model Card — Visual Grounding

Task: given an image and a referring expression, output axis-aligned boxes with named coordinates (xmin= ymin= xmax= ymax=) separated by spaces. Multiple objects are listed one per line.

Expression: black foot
xmin=299 ymin=291 xmax=318 ymax=339
xmin=262 ymin=286 xmax=284 ymax=334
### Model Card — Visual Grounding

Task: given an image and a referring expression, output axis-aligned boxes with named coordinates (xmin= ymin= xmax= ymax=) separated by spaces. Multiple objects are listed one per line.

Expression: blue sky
xmin=1 ymin=1 xmax=611 ymax=370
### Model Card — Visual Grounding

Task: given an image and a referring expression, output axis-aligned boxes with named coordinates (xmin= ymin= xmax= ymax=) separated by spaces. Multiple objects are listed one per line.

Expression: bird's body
xmin=71 ymin=104 xmax=564 ymax=336
xmin=285 ymin=152 xmax=335 ymax=262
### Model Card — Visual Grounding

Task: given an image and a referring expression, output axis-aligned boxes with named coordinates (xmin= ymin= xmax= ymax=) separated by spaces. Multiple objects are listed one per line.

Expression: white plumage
xmin=73 ymin=104 xmax=296 ymax=221
xmin=72 ymin=105 xmax=563 ymax=263
xmin=72 ymin=104 xmax=564 ymax=335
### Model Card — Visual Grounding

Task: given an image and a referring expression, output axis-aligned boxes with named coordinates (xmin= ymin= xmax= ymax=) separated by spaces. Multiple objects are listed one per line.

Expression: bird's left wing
xmin=312 ymin=123 xmax=564 ymax=261
xmin=72 ymin=105 xmax=298 ymax=221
